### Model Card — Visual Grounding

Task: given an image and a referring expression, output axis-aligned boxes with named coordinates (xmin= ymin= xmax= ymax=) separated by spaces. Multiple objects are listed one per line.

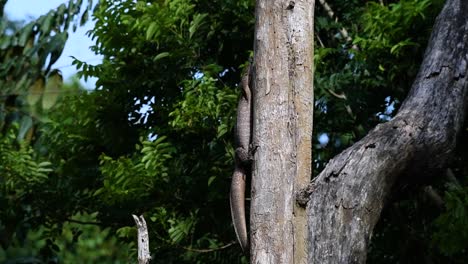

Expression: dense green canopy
xmin=1 ymin=0 xmax=467 ymax=263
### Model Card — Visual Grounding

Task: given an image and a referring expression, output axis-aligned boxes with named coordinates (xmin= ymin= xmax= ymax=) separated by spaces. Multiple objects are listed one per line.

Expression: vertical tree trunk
xmin=306 ymin=0 xmax=468 ymax=263
xmin=251 ymin=1 xmax=315 ymax=263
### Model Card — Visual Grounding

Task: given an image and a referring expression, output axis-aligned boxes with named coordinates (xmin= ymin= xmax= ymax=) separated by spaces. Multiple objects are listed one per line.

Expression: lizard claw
xmin=248 ymin=143 xmax=258 ymax=159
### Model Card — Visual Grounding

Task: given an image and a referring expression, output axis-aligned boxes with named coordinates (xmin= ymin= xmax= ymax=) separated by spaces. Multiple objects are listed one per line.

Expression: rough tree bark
xmin=251 ymin=0 xmax=314 ymax=263
xmin=132 ymin=215 xmax=151 ymax=264
xmin=306 ymin=0 xmax=468 ymax=263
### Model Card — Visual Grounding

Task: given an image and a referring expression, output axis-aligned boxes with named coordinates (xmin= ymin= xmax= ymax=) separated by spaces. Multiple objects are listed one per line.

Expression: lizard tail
xmin=230 ymin=166 xmax=249 ymax=253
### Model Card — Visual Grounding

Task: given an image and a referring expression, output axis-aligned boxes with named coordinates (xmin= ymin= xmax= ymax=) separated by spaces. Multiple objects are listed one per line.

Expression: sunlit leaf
xmin=146 ymin=22 xmax=158 ymax=40
xmin=27 ymin=77 xmax=45 ymax=106
xmin=42 ymin=70 xmax=63 ymax=110
xmin=189 ymin=13 xmax=207 ymax=39
xmin=17 ymin=116 xmax=33 ymax=141
xmin=207 ymin=175 xmax=216 ymax=186
xmin=40 ymin=14 xmax=54 ymax=35
xmin=153 ymin=52 xmax=170 ymax=61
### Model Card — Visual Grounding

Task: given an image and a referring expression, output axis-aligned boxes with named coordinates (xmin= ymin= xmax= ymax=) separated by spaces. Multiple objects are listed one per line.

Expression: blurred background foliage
xmin=0 ymin=0 xmax=467 ymax=263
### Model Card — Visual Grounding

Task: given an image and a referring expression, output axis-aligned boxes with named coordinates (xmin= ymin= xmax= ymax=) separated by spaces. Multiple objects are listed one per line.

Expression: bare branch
xmin=307 ymin=0 xmax=468 ymax=262
xmin=181 ymin=241 xmax=237 ymax=253
xmin=132 ymin=215 xmax=151 ymax=264
xmin=65 ymin=218 xmax=103 ymax=226
xmin=326 ymin=88 xmax=347 ymax=100
xmin=318 ymin=0 xmax=352 ymax=43
xmin=446 ymin=168 xmax=461 ymax=187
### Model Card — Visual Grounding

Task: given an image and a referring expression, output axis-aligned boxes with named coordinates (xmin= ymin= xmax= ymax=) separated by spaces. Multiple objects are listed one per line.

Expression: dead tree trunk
xmin=306 ymin=0 xmax=468 ymax=262
xmin=251 ymin=0 xmax=315 ymax=263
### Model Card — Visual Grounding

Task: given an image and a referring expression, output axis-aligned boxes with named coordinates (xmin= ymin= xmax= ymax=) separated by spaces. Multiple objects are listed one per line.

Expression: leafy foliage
xmin=0 ymin=127 xmax=51 ymax=189
xmin=0 ymin=0 xmax=90 ymax=94
xmin=432 ymin=186 xmax=468 ymax=257
xmin=0 ymin=213 xmax=132 ymax=263
xmin=313 ymin=0 xmax=444 ymax=170
xmin=1 ymin=0 xmax=468 ymax=263
xmin=97 ymin=136 xmax=175 ymax=203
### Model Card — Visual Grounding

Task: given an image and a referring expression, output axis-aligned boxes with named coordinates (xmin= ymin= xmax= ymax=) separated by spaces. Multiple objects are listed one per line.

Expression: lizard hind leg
xmin=235 ymin=147 xmax=252 ymax=165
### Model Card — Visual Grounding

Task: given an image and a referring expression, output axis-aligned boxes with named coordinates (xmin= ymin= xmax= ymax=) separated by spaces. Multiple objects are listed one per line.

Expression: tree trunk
xmin=306 ymin=0 xmax=468 ymax=263
xmin=251 ymin=0 xmax=315 ymax=263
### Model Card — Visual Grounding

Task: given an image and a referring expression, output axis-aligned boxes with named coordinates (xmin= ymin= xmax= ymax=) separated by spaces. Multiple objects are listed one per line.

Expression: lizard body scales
xmin=230 ymin=64 xmax=252 ymax=253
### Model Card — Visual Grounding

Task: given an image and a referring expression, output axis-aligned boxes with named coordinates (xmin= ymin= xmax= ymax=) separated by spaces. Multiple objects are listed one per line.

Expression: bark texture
xmin=132 ymin=215 xmax=151 ymax=264
xmin=251 ymin=0 xmax=314 ymax=263
xmin=306 ymin=0 xmax=468 ymax=263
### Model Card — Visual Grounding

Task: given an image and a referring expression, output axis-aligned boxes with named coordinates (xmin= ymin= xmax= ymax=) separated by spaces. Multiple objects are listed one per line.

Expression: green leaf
xmin=14 ymin=74 xmax=29 ymax=92
xmin=116 ymin=226 xmax=134 ymax=239
xmin=146 ymin=22 xmax=158 ymax=40
xmin=189 ymin=13 xmax=207 ymax=39
xmin=17 ymin=116 xmax=33 ymax=141
xmin=38 ymin=161 xmax=53 ymax=167
xmin=27 ymin=77 xmax=45 ymax=106
xmin=37 ymin=167 xmax=53 ymax=173
xmin=207 ymin=175 xmax=216 ymax=186
xmin=153 ymin=52 xmax=170 ymax=61
xmin=81 ymin=9 xmax=89 ymax=26
xmin=217 ymin=123 xmax=228 ymax=138
xmin=40 ymin=14 xmax=54 ymax=35
xmin=0 ymin=37 xmax=11 ymax=49
xmin=46 ymin=32 xmax=68 ymax=69
xmin=18 ymin=23 xmax=34 ymax=47
xmin=42 ymin=70 xmax=63 ymax=110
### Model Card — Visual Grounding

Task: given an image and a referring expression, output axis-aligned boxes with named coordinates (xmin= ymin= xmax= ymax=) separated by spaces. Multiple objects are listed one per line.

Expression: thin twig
xmin=446 ymin=168 xmax=461 ymax=187
xmin=326 ymin=88 xmax=347 ymax=100
xmin=318 ymin=0 xmax=356 ymax=46
xmin=423 ymin=186 xmax=445 ymax=210
xmin=181 ymin=241 xmax=237 ymax=253
xmin=315 ymin=33 xmax=325 ymax=48
xmin=65 ymin=218 xmax=103 ymax=226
